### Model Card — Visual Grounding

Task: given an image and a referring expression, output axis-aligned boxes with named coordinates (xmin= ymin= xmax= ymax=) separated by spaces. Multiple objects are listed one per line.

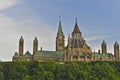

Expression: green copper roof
xmin=95 ymin=53 xmax=113 ymax=58
xmin=58 ymin=20 xmax=63 ymax=33
xmin=34 ymin=51 xmax=64 ymax=58
xmin=24 ymin=51 xmax=32 ymax=57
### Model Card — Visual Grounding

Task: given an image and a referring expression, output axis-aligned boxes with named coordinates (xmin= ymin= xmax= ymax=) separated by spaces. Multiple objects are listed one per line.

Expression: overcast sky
xmin=0 ymin=0 xmax=120 ymax=61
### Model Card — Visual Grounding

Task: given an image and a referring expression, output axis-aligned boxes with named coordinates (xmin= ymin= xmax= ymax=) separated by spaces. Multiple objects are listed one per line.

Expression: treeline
xmin=0 ymin=61 xmax=120 ymax=80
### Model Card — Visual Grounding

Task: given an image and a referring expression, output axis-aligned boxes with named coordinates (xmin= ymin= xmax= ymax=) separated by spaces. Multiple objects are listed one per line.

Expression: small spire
xmin=34 ymin=37 xmax=38 ymax=40
xmin=59 ymin=16 xmax=61 ymax=20
xmin=20 ymin=36 xmax=23 ymax=39
xmin=58 ymin=16 xmax=63 ymax=33
xmin=20 ymin=36 xmax=24 ymax=42
xmin=41 ymin=47 xmax=42 ymax=52
xmin=75 ymin=17 xmax=77 ymax=23
xmin=102 ymin=40 xmax=106 ymax=45
xmin=34 ymin=37 xmax=38 ymax=43
xmin=114 ymin=41 xmax=119 ymax=46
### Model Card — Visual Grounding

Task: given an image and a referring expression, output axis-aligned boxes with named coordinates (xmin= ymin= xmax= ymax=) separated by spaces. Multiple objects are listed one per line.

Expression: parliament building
xmin=12 ymin=20 xmax=120 ymax=62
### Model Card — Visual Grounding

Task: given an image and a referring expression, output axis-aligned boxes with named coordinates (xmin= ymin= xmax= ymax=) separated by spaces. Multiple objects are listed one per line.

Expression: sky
xmin=0 ymin=0 xmax=120 ymax=61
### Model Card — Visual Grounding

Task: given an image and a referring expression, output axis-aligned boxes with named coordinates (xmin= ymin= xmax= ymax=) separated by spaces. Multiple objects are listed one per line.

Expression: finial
xmin=20 ymin=36 xmax=24 ymax=42
xmin=35 ymin=36 xmax=37 ymax=39
xmin=59 ymin=16 xmax=61 ymax=21
xmin=41 ymin=47 xmax=42 ymax=52
xmin=20 ymin=36 xmax=23 ymax=40
xmin=20 ymin=36 xmax=23 ymax=38
xmin=75 ymin=17 xmax=78 ymax=23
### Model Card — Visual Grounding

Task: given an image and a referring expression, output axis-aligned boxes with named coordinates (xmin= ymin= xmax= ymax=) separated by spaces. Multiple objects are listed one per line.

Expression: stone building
xmin=13 ymin=19 xmax=117 ymax=62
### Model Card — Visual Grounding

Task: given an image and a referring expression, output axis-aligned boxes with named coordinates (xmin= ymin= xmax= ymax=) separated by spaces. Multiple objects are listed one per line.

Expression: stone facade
xmin=12 ymin=19 xmax=118 ymax=62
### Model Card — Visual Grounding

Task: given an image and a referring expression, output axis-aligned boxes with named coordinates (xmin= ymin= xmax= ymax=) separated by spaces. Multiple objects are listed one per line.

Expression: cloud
xmin=0 ymin=0 xmax=19 ymax=10
xmin=0 ymin=14 xmax=56 ymax=61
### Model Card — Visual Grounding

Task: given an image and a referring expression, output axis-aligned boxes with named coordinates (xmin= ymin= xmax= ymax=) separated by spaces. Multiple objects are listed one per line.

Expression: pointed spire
xmin=58 ymin=16 xmax=63 ymax=33
xmin=114 ymin=41 xmax=119 ymax=46
xmin=102 ymin=40 xmax=106 ymax=45
xmin=72 ymin=18 xmax=81 ymax=34
xmin=34 ymin=37 xmax=38 ymax=43
xmin=20 ymin=36 xmax=24 ymax=42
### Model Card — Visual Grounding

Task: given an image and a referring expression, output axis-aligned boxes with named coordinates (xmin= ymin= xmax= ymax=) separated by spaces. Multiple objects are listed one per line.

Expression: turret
xmin=114 ymin=41 xmax=119 ymax=60
xmin=19 ymin=36 xmax=24 ymax=56
xmin=101 ymin=40 xmax=107 ymax=54
xmin=56 ymin=19 xmax=64 ymax=51
xmin=33 ymin=37 xmax=38 ymax=54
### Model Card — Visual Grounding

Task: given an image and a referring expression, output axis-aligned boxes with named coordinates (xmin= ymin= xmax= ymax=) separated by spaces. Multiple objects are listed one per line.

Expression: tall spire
xmin=58 ymin=16 xmax=63 ymax=33
xmin=72 ymin=18 xmax=81 ymax=34
xmin=56 ymin=16 xmax=64 ymax=51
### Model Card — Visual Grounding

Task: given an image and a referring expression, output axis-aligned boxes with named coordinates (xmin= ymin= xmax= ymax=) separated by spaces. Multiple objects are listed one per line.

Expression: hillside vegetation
xmin=0 ymin=61 xmax=120 ymax=80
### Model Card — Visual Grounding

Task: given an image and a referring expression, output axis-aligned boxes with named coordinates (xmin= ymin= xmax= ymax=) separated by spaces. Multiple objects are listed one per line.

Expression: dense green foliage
xmin=0 ymin=61 xmax=120 ymax=80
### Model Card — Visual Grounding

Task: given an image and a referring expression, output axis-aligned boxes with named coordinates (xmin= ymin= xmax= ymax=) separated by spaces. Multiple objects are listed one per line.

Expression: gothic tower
xmin=72 ymin=20 xmax=85 ymax=48
xmin=114 ymin=41 xmax=119 ymax=60
xmin=19 ymin=36 xmax=24 ymax=56
xmin=56 ymin=19 xmax=64 ymax=51
xmin=101 ymin=40 xmax=107 ymax=54
xmin=33 ymin=37 xmax=38 ymax=54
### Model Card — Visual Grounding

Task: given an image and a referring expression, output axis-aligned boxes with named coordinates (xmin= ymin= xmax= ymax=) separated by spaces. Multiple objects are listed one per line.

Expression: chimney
xmin=41 ymin=47 xmax=42 ymax=52
xmin=98 ymin=49 xmax=100 ymax=54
